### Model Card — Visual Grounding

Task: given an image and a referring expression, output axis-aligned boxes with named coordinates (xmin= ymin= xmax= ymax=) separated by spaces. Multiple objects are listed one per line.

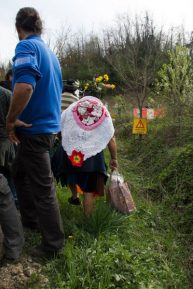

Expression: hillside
xmin=2 ymin=118 xmax=193 ymax=289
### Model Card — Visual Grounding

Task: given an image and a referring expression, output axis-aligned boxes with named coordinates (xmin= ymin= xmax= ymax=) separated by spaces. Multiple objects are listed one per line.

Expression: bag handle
xmin=110 ymin=169 xmax=123 ymax=184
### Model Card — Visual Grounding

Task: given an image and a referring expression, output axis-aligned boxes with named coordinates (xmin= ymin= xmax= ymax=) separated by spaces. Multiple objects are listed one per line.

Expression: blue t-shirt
xmin=12 ymin=35 xmax=62 ymax=134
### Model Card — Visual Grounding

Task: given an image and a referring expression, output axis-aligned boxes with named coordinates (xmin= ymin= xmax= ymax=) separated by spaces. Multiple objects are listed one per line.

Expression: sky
xmin=1 ymin=0 xmax=193 ymax=63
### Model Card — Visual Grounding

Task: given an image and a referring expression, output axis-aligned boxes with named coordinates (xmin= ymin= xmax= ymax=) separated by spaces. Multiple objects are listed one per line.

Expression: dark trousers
xmin=12 ymin=134 xmax=64 ymax=252
xmin=0 ymin=166 xmax=18 ymax=206
xmin=0 ymin=174 xmax=24 ymax=259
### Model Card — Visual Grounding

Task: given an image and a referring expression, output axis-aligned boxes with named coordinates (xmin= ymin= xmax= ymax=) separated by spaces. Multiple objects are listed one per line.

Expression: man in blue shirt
xmin=6 ymin=7 xmax=64 ymax=257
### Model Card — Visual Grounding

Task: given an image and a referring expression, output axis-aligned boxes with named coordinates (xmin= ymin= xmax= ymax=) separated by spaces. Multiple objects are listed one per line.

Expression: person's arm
xmin=6 ymin=83 xmax=33 ymax=144
xmin=108 ymin=136 xmax=118 ymax=171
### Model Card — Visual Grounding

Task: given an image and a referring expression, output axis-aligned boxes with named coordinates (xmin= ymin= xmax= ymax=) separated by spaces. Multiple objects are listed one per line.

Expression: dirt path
xmin=0 ymin=256 xmax=49 ymax=289
xmin=0 ymin=228 xmax=49 ymax=289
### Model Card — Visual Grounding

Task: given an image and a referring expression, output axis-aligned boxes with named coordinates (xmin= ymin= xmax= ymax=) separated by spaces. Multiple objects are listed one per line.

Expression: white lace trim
xmin=61 ymin=96 xmax=114 ymax=160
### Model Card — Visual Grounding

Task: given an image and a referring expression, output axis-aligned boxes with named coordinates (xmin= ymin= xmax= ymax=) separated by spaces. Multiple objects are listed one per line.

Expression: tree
xmin=155 ymin=45 xmax=193 ymax=143
xmin=54 ymin=29 xmax=109 ymax=80
xmin=155 ymin=45 xmax=193 ymax=118
xmin=103 ymin=14 xmax=170 ymax=116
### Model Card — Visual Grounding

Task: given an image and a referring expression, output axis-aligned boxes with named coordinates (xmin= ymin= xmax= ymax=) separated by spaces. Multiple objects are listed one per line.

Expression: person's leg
xmin=83 ymin=192 xmax=95 ymax=217
xmin=69 ymin=184 xmax=77 ymax=199
xmin=0 ymin=167 xmax=19 ymax=209
xmin=19 ymin=134 xmax=64 ymax=252
xmin=6 ymin=174 xmax=19 ymax=209
xmin=68 ymin=184 xmax=81 ymax=205
xmin=12 ymin=148 xmax=38 ymax=229
xmin=0 ymin=174 xmax=24 ymax=260
xmin=31 ymin=151 xmax=64 ymax=251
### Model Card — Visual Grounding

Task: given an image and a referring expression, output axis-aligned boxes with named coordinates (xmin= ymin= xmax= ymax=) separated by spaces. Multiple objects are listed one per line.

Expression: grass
xmin=25 ymin=136 xmax=192 ymax=289
xmin=36 ymin=188 xmax=189 ymax=289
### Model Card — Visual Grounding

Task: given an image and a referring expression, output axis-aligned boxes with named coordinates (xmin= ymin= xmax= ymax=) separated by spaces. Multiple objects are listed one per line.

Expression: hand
xmin=109 ymin=158 xmax=118 ymax=171
xmin=6 ymin=120 xmax=32 ymax=144
xmin=15 ymin=119 xmax=32 ymax=128
xmin=6 ymin=121 xmax=19 ymax=145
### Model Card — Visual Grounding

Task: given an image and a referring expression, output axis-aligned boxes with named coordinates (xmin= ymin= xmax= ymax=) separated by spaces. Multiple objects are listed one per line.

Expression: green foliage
xmin=57 ymin=33 xmax=110 ymax=81
xmin=103 ymin=14 xmax=169 ymax=108
xmin=2 ymin=12 xmax=193 ymax=289
xmin=26 ymin=273 xmax=42 ymax=289
xmin=55 ymin=12 xmax=174 ymax=107
xmin=23 ymin=163 xmax=191 ymax=289
xmin=122 ymin=114 xmax=193 ymax=236
xmin=80 ymin=200 xmax=128 ymax=237
xmin=24 ymin=114 xmax=193 ymax=289
xmin=158 ymin=144 xmax=193 ymax=190
xmin=155 ymin=45 xmax=193 ymax=117
xmin=157 ymin=144 xmax=193 ymax=232
xmin=33 ymin=175 xmax=189 ymax=289
xmin=113 ymin=95 xmax=126 ymax=117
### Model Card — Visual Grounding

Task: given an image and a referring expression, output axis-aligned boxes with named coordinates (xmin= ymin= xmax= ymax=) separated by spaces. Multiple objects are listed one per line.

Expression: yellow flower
xmin=74 ymin=156 xmax=81 ymax=163
xmin=111 ymin=84 xmax=116 ymax=89
xmin=103 ymin=74 xmax=109 ymax=81
xmin=95 ymin=76 xmax=103 ymax=83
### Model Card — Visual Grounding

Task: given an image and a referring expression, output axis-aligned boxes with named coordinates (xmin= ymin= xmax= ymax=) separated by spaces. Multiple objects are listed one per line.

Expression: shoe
xmin=30 ymin=245 xmax=63 ymax=259
xmin=0 ymin=255 xmax=21 ymax=267
xmin=68 ymin=196 xmax=81 ymax=206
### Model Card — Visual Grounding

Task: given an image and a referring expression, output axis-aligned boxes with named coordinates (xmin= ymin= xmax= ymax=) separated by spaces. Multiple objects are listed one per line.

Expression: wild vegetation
xmin=0 ymin=12 xmax=193 ymax=289
xmin=25 ymin=128 xmax=193 ymax=289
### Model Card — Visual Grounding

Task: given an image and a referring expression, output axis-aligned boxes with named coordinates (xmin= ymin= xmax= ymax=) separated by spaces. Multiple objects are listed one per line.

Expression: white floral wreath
xmin=77 ymin=100 xmax=103 ymax=126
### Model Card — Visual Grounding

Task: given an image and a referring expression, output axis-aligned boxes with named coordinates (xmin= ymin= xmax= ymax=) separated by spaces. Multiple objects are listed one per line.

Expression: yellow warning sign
xmin=132 ymin=118 xmax=147 ymax=134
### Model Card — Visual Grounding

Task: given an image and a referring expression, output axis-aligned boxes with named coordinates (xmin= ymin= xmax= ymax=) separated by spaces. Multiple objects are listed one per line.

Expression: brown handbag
xmin=107 ymin=171 xmax=136 ymax=214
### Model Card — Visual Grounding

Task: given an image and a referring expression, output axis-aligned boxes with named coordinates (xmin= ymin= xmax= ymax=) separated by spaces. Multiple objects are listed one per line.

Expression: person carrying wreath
xmin=52 ymin=75 xmax=118 ymax=216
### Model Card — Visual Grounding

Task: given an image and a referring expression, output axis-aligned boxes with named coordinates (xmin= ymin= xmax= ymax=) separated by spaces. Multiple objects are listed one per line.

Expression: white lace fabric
xmin=61 ymin=96 xmax=114 ymax=160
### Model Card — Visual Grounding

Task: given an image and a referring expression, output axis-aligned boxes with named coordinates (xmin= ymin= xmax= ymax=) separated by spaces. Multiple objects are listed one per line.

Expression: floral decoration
xmin=96 ymin=76 xmax=103 ymax=83
xmin=103 ymin=74 xmax=109 ymax=81
xmin=75 ymin=99 xmax=104 ymax=126
xmin=74 ymin=74 xmax=116 ymax=97
xmin=68 ymin=150 xmax=84 ymax=167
